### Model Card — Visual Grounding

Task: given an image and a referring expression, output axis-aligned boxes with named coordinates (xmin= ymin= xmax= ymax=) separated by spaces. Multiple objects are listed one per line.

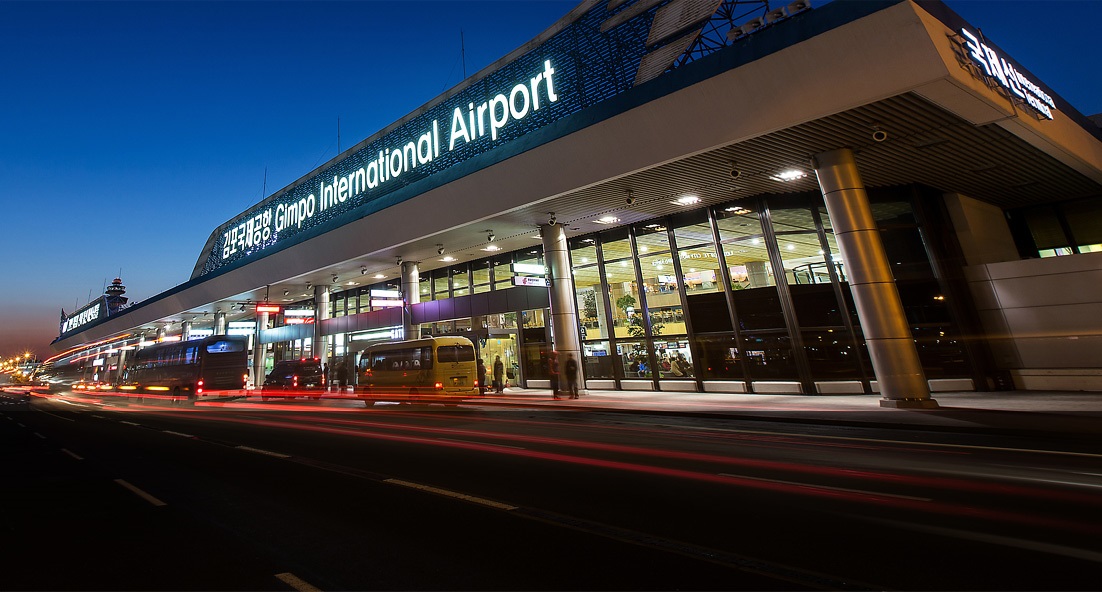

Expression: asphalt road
xmin=2 ymin=389 xmax=1100 ymax=590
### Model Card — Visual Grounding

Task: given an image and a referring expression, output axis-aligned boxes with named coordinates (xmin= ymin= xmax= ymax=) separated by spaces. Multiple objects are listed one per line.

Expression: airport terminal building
xmin=50 ymin=0 xmax=1102 ymax=403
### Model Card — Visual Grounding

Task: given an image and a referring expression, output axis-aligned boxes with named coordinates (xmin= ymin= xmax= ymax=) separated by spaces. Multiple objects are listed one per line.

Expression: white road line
xmin=236 ymin=445 xmax=290 ymax=459
xmin=34 ymin=432 xmax=46 ymax=439
xmin=868 ymin=517 xmax=1102 ymax=563
xmin=61 ymin=448 xmax=84 ymax=460
xmin=384 ymin=478 xmax=518 ymax=510
xmin=718 ymin=472 xmax=932 ymax=502
xmin=34 ymin=408 xmax=76 ymax=422
xmin=681 ymin=425 xmax=1102 ymax=460
xmin=16 ymin=422 xmax=25 ymax=428
xmin=435 ymin=437 xmax=526 ymax=450
xmin=162 ymin=430 xmax=195 ymax=438
xmin=119 ymin=420 xmax=141 ymax=426
xmin=114 ymin=479 xmax=167 ymax=507
xmin=274 ymin=572 xmax=322 ymax=592
xmin=91 ymin=414 xmax=106 ymax=419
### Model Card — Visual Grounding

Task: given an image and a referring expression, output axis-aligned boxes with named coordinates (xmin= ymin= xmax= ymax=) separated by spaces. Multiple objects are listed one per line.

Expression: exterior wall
xmin=965 ymin=251 xmax=1102 ymax=391
xmin=943 ymin=193 xmax=1020 ymax=266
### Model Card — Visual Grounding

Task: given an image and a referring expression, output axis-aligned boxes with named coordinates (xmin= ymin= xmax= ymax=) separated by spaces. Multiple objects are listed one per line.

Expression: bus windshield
xmin=437 ymin=345 xmax=475 ymax=363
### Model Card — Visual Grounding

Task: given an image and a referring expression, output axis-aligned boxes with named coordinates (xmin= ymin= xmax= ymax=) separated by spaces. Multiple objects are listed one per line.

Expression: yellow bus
xmin=356 ymin=336 xmax=479 ymax=406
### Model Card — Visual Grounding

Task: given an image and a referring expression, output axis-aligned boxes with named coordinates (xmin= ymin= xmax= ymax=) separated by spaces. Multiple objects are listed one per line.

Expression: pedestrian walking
xmin=564 ymin=353 xmax=579 ymax=399
xmin=477 ymin=358 xmax=488 ymax=396
xmin=549 ymin=351 xmax=561 ymax=399
xmin=336 ymin=362 xmax=348 ymax=391
xmin=323 ymin=364 xmax=331 ymax=391
xmin=492 ymin=355 xmax=505 ymax=393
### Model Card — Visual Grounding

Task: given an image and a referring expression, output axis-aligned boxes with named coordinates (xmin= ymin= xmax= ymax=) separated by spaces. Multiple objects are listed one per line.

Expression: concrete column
xmin=181 ymin=321 xmax=192 ymax=342
xmin=541 ymin=222 xmax=584 ymax=390
xmin=252 ymin=311 xmax=269 ymax=388
xmin=811 ymin=148 xmax=937 ymax=408
xmin=156 ymin=326 xmax=166 ymax=342
xmin=313 ymin=285 xmax=330 ymax=363
xmin=214 ymin=311 xmax=227 ymax=335
xmin=746 ymin=260 xmax=770 ymax=288
xmin=401 ymin=261 xmax=420 ymax=340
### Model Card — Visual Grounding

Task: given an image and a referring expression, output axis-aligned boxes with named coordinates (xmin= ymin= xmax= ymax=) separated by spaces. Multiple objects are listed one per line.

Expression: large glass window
xmin=742 ymin=333 xmax=798 ymax=380
xmin=692 ymin=333 xmax=743 ymax=380
xmin=582 ymin=340 xmax=615 ymax=379
xmin=573 ymin=266 xmax=607 ymax=340
xmin=472 ymin=259 xmax=491 ymax=294
xmin=616 ymin=340 xmax=654 ymax=379
xmin=433 ymin=269 xmax=449 ymax=300
xmin=418 ymin=274 xmax=431 ymax=301
xmin=654 ymin=338 xmax=694 ymax=380
xmin=639 ymin=252 xmax=685 ymax=335
xmin=603 ymin=256 xmax=642 ymax=339
xmin=492 ymin=254 xmax=514 ymax=291
xmin=451 ymin=264 xmax=470 ymax=297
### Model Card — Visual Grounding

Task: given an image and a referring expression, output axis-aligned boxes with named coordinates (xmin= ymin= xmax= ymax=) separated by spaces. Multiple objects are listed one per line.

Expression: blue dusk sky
xmin=2 ymin=0 xmax=1100 ymax=359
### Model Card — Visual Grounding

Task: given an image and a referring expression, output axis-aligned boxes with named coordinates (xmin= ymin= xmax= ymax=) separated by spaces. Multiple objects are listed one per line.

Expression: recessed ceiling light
xmin=441 ymin=256 xmax=456 ymax=262
xmin=639 ymin=245 xmax=649 ymax=253
xmin=373 ymin=273 xmax=385 ymax=279
xmin=482 ymin=245 xmax=501 ymax=252
xmin=725 ymin=206 xmax=751 ymax=215
xmin=673 ymin=194 xmax=701 ymax=206
xmin=770 ymin=169 xmax=807 ymax=182
xmin=595 ymin=216 xmax=619 ymax=224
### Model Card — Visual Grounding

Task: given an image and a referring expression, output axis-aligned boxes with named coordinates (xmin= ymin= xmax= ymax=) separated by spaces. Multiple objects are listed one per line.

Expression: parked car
xmin=262 ymin=358 xmax=325 ymax=400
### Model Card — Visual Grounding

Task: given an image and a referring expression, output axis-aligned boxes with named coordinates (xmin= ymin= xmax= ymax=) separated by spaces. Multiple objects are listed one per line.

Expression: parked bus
xmin=356 ymin=336 xmax=478 ymax=406
xmin=120 ymin=335 xmax=249 ymax=400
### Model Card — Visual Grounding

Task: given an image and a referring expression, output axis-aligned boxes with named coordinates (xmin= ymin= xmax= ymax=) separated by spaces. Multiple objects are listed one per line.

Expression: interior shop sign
xmin=960 ymin=28 xmax=1055 ymax=120
xmin=220 ymin=60 xmax=559 ymax=260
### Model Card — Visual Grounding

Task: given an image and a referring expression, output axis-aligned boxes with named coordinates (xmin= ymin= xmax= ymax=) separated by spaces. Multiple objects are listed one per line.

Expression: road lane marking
xmin=274 ymin=572 xmax=322 ymax=592
xmin=34 ymin=432 xmax=46 ymax=439
xmin=679 ymin=425 xmax=1102 ymax=460
xmin=61 ymin=448 xmax=84 ymax=460
xmin=91 ymin=414 xmax=107 ymax=419
xmin=34 ymin=408 xmax=76 ymax=422
xmin=16 ymin=422 xmax=25 ymax=427
xmin=384 ymin=478 xmax=518 ymax=510
xmin=718 ymin=473 xmax=931 ymax=502
xmin=114 ymin=479 xmax=167 ymax=507
xmin=867 ymin=517 xmax=1102 ymax=563
xmin=435 ymin=437 xmax=526 ymax=450
xmin=162 ymin=430 xmax=195 ymax=438
xmin=236 ymin=445 xmax=290 ymax=458
xmin=119 ymin=420 xmax=141 ymax=426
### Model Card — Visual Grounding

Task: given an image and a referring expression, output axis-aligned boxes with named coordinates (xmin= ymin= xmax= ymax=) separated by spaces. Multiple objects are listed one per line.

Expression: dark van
xmin=262 ymin=358 xmax=325 ymax=400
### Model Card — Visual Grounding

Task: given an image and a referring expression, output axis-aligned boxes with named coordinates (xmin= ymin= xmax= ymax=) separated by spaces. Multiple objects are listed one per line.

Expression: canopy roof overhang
xmin=53 ymin=0 xmax=1102 ymax=352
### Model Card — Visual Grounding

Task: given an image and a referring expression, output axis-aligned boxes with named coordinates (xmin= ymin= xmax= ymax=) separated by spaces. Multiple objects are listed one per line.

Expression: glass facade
xmin=264 ymin=185 xmax=977 ymax=394
xmin=561 ymin=186 xmax=976 ymax=392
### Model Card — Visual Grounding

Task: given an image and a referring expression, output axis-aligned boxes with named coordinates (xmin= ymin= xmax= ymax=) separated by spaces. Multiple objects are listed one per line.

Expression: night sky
xmin=2 ymin=0 xmax=1100 ymax=358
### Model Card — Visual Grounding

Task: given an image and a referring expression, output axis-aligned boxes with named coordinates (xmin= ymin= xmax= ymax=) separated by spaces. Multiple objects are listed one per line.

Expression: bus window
xmin=437 ymin=345 xmax=475 ymax=363
xmin=207 ymin=340 xmax=245 ymax=353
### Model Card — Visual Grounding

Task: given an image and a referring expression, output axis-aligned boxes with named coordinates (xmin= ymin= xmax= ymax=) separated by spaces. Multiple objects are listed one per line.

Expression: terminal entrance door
xmin=483 ymin=330 xmax=519 ymax=388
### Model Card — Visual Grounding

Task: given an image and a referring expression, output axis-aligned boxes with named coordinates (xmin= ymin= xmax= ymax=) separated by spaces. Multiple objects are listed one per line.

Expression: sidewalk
xmin=476 ymin=387 xmax=1102 ymax=443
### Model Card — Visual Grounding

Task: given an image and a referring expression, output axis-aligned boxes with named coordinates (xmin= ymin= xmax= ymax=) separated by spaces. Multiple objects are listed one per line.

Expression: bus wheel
xmin=363 ymin=400 xmax=375 ymax=407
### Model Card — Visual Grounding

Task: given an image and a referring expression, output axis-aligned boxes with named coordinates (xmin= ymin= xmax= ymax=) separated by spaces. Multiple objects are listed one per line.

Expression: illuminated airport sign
xmin=960 ymin=28 xmax=1055 ymax=120
xmin=214 ymin=60 xmax=561 ymax=265
xmin=60 ymin=298 xmax=108 ymax=337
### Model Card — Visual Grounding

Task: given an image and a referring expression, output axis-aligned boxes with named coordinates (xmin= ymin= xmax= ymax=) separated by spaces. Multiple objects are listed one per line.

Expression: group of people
xmin=477 ymin=354 xmax=508 ymax=395
xmin=548 ymin=351 xmax=580 ymax=399
xmin=628 ymin=351 xmax=692 ymax=378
